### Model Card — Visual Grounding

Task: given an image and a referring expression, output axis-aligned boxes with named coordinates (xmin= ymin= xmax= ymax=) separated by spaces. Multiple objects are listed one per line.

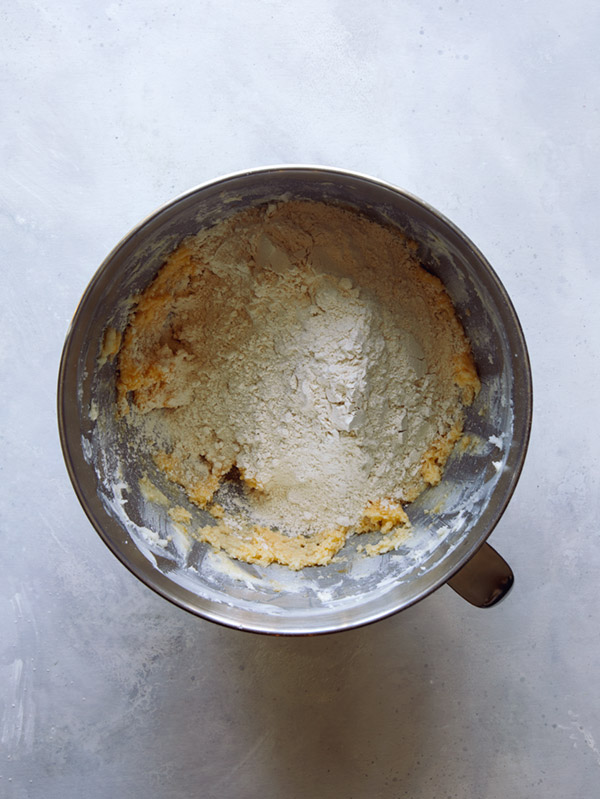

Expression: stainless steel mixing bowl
xmin=58 ymin=166 xmax=532 ymax=635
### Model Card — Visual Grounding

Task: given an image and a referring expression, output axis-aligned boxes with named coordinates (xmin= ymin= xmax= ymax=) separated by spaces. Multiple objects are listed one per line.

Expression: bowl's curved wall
xmin=58 ymin=166 xmax=532 ymax=634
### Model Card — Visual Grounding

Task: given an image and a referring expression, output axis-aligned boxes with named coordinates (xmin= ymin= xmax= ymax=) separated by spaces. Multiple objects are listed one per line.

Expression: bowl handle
xmin=446 ymin=542 xmax=514 ymax=607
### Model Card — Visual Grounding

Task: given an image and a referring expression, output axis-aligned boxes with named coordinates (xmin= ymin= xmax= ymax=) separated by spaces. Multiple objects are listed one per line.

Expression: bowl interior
xmin=58 ymin=167 xmax=531 ymax=634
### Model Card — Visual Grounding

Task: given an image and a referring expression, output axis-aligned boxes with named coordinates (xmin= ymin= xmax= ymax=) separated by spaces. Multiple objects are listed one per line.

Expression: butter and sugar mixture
xmin=115 ymin=200 xmax=479 ymax=569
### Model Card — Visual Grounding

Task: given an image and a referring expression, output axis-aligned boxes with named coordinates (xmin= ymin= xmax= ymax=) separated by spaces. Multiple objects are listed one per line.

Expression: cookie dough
xmin=115 ymin=200 xmax=480 ymax=568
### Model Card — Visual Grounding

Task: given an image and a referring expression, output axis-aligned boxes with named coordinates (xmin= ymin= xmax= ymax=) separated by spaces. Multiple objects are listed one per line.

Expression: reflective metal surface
xmin=447 ymin=542 xmax=514 ymax=607
xmin=58 ymin=166 xmax=532 ymax=635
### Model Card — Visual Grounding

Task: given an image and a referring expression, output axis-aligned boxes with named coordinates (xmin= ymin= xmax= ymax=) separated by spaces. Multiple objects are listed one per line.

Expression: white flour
xmin=116 ymin=200 xmax=479 ymax=562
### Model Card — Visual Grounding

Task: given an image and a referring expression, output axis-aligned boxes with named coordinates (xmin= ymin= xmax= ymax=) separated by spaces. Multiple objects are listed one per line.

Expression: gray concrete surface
xmin=2 ymin=1 xmax=599 ymax=797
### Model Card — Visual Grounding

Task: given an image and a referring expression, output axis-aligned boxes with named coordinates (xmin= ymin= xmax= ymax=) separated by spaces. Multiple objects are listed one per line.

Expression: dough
xmin=115 ymin=200 xmax=480 ymax=569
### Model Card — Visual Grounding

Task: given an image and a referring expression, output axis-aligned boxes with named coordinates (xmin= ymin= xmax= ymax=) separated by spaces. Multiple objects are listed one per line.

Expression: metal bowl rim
xmin=57 ymin=164 xmax=533 ymax=635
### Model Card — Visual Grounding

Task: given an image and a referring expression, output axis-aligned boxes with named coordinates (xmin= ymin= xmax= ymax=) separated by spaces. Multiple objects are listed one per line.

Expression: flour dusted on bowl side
xmin=115 ymin=200 xmax=480 ymax=569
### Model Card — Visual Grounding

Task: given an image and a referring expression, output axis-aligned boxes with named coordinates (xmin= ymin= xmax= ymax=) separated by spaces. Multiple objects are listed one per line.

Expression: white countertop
xmin=2 ymin=1 xmax=599 ymax=797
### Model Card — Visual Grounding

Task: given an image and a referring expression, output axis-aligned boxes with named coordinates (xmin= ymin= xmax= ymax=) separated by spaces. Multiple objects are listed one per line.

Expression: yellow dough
xmin=115 ymin=200 xmax=480 ymax=569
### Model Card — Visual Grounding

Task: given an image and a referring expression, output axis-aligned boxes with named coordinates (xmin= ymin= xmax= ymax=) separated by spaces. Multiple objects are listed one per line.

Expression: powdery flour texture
xmin=115 ymin=200 xmax=480 ymax=569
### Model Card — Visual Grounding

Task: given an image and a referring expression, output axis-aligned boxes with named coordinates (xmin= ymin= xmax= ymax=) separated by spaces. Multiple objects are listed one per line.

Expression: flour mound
xmin=115 ymin=200 xmax=479 ymax=568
